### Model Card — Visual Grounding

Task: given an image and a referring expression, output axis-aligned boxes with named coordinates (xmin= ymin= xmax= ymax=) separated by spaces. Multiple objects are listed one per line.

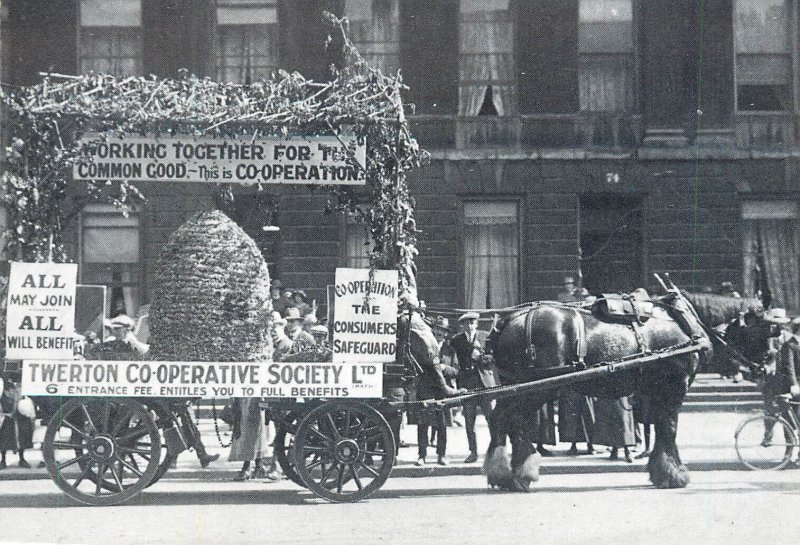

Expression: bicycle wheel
xmin=735 ymin=413 xmax=798 ymax=470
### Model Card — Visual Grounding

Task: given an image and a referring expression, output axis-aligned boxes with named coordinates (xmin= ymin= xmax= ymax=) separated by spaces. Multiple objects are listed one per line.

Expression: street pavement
xmin=0 ymin=409 xmax=762 ymax=481
xmin=0 ymin=470 xmax=798 ymax=544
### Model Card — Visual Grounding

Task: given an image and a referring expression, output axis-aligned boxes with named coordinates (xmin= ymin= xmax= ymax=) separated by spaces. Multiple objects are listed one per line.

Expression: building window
xmin=458 ymin=0 xmax=515 ymax=117
xmin=216 ymin=0 xmax=279 ymax=84
xmin=735 ymin=0 xmax=793 ymax=111
xmin=464 ymin=201 xmax=519 ymax=308
xmin=345 ymin=0 xmax=400 ymax=73
xmin=81 ymin=204 xmax=142 ymax=318
xmin=578 ymin=0 xmax=634 ymax=112
xmin=219 ymin=192 xmax=281 ymax=279
xmin=79 ymin=0 xmax=142 ymax=76
xmin=342 ymin=214 xmax=371 ymax=269
xmin=742 ymin=201 xmax=800 ymax=312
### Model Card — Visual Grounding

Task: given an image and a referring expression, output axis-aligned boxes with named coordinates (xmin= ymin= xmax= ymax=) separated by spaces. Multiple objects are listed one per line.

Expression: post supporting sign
xmin=332 ymin=268 xmax=398 ymax=364
xmin=6 ymin=262 xmax=78 ymax=360
xmin=20 ymin=360 xmax=383 ymax=398
xmin=73 ymin=134 xmax=366 ymax=185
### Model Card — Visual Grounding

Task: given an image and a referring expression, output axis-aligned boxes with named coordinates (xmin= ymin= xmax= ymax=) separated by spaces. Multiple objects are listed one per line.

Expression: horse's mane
xmin=682 ymin=291 xmax=761 ymax=328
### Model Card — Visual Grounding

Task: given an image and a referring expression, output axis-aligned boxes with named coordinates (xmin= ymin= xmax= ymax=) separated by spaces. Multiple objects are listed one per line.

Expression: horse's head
xmin=397 ymin=310 xmax=438 ymax=374
xmin=681 ymin=291 xmax=761 ymax=329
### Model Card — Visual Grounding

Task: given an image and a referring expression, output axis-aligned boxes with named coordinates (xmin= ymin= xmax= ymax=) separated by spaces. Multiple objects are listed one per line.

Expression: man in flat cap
xmin=450 ymin=312 xmax=495 ymax=463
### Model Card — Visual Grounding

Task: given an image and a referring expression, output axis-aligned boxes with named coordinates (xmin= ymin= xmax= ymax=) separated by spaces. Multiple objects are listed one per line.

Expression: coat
xmin=228 ymin=398 xmax=268 ymax=462
xmin=777 ymin=334 xmax=800 ymax=394
xmin=0 ymin=383 xmax=34 ymax=452
xmin=593 ymin=396 xmax=636 ymax=447
xmin=558 ymin=388 xmax=595 ymax=443
xmin=450 ymin=330 xmax=496 ymax=390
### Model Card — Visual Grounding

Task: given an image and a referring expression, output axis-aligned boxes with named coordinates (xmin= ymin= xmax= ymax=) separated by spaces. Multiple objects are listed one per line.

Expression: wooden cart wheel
xmin=293 ymin=402 xmax=395 ymax=502
xmin=273 ymin=411 xmax=304 ymax=487
xmin=42 ymin=398 xmax=161 ymax=506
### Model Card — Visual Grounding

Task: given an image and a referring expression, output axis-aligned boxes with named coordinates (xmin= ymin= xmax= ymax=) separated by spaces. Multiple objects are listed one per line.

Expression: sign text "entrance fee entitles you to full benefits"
xmin=73 ymin=135 xmax=366 ymax=185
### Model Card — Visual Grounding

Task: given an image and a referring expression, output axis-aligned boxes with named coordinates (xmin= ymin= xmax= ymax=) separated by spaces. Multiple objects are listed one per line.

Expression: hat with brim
xmin=285 ymin=307 xmax=303 ymax=321
xmin=104 ymin=315 xmax=136 ymax=329
xmin=433 ymin=316 xmax=450 ymax=331
xmin=765 ymin=308 xmax=791 ymax=324
xmin=310 ymin=325 xmax=329 ymax=335
xmin=303 ymin=313 xmax=318 ymax=326
xmin=458 ymin=311 xmax=480 ymax=323
xmin=271 ymin=311 xmax=287 ymax=327
xmin=271 ymin=279 xmax=284 ymax=290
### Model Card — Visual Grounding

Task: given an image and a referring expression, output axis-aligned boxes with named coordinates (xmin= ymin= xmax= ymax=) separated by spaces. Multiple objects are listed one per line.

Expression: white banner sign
xmin=6 ymin=262 xmax=78 ymax=360
xmin=332 ymin=268 xmax=398 ymax=364
xmin=73 ymin=134 xmax=366 ymax=185
xmin=20 ymin=360 xmax=383 ymax=398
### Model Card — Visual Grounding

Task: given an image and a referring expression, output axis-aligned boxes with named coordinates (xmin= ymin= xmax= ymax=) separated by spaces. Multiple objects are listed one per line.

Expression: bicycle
xmin=734 ymin=393 xmax=800 ymax=470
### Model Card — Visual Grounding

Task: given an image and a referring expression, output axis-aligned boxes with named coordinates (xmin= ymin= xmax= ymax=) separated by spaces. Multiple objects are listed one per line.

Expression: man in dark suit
xmin=450 ymin=312 xmax=496 ymax=463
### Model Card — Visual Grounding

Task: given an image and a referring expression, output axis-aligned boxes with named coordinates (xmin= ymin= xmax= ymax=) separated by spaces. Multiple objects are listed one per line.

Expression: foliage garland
xmin=0 ymin=14 xmax=423 ymax=300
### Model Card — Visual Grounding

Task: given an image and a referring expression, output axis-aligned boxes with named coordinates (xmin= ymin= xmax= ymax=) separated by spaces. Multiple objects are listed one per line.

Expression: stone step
xmin=681 ymin=400 xmax=761 ymax=413
xmin=685 ymin=391 xmax=762 ymax=402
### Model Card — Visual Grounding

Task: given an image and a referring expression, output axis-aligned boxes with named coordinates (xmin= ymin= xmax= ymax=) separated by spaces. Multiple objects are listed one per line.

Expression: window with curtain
xmin=742 ymin=201 xmax=800 ymax=312
xmin=464 ymin=201 xmax=519 ymax=308
xmin=343 ymin=214 xmax=371 ymax=269
xmin=345 ymin=0 xmax=399 ymax=73
xmin=578 ymin=0 xmax=634 ymax=112
xmin=735 ymin=0 xmax=793 ymax=111
xmin=79 ymin=0 xmax=142 ymax=76
xmin=81 ymin=204 xmax=142 ymax=319
xmin=216 ymin=0 xmax=279 ymax=84
xmin=458 ymin=0 xmax=515 ymax=117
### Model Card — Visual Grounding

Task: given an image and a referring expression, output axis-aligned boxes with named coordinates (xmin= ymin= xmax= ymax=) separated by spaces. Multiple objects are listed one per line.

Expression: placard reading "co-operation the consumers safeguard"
xmin=332 ymin=268 xmax=398 ymax=364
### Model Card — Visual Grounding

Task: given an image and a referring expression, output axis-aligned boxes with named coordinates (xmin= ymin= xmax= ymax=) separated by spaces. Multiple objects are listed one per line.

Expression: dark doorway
xmin=580 ymin=194 xmax=644 ymax=294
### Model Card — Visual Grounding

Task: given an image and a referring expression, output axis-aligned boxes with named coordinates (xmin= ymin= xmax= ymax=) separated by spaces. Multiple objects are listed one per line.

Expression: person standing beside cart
xmin=451 ymin=312 xmax=495 ymax=464
xmin=416 ymin=316 xmax=458 ymax=466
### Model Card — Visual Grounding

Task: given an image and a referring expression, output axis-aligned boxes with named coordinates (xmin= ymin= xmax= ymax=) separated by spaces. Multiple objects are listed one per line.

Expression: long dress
xmin=558 ymin=388 xmax=595 ymax=444
xmin=592 ymin=396 xmax=636 ymax=447
xmin=0 ymin=385 xmax=34 ymax=453
xmin=228 ymin=398 xmax=269 ymax=462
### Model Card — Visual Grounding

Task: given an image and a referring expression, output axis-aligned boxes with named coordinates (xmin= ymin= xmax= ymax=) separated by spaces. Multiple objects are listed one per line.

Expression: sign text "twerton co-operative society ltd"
xmin=73 ymin=135 xmax=366 ymax=185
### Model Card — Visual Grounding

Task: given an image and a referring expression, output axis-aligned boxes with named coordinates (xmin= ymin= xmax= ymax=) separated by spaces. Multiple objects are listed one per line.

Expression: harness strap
xmin=524 ymin=306 xmax=538 ymax=364
xmin=572 ymin=308 xmax=587 ymax=368
xmin=630 ymin=321 xmax=650 ymax=355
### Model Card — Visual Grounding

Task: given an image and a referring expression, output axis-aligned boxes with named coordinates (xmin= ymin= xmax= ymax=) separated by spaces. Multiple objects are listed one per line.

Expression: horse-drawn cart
xmin=36 ymin=309 xmax=709 ymax=506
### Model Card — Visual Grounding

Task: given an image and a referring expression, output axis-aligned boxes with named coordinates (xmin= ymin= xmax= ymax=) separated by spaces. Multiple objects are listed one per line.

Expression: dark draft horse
xmin=483 ymin=289 xmax=742 ymax=492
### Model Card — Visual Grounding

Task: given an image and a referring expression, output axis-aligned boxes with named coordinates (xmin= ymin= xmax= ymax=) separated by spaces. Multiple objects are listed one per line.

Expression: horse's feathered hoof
xmin=508 ymin=451 xmax=541 ymax=492
xmin=484 ymin=446 xmax=513 ymax=489
xmin=648 ymin=451 xmax=690 ymax=489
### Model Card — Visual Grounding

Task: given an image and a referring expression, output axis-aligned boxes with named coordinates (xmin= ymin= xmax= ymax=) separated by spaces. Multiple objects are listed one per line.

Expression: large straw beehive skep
xmin=148 ymin=211 xmax=272 ymax=362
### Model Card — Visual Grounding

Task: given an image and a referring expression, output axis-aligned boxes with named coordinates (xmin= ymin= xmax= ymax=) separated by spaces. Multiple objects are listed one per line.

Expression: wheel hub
xmin=334 ymin=439 xmax=361 ymax=464
xmin=88 ymin=436 xmax=116 ymax=462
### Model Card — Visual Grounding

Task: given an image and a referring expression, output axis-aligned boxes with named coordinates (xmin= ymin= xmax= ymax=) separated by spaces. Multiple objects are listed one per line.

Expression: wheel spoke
xmin=80 ymin=403 xmax=98 ymax=434
xmin=336 ymin=463 xmax=345 ymax=494
xmin=344 ymin=409 xmax=352 ymax=438
xmin=57 ymin=453 xmax=89 ymax=471
xmin=128 ymin=454 xmax=141 ymax=474
xmin=302 ymin=445 xmax=328 ymax=454
xmin=95 ymin=463 xmax=105 ymax=495
xmin=119 ymin=446 xmax=152 ymax=456
xmin=101 ymin=400 xmax=111 ymax=433
xmin=355 ymin=460 xmax=380 ymax=478
xmin=307 ymin=425 xmax=334 ymax=445
xmin=363 ymin=450 xmax=386 ymax=458
xmin=349 ymin=464 xmax=363 ymax=490
xmin=325 ymin=413 xmax=342 ymax=440
xmin=111 ymin=406 xmax=132 ymax=436
xmin=72 ymin=462 xmax=92 ymax=488
xmin=52 ymin=440 xmax=85 ymax=451
xmin=318 ymin=462 xmax=336 ymax=487
xmin=108 ymin=462 xmax=124 ymax=490
xmin=115 ymin=455 xmax=144 ymax=477
xmin=117 ymin=424 xmax=148 ymax=444
xmin=62 ymin=419 xmax=90 ymax=439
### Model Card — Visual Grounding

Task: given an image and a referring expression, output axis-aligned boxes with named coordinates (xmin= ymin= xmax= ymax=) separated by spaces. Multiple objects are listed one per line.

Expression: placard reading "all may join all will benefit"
xmin=5 ymin=262 xmax=78 ymax=360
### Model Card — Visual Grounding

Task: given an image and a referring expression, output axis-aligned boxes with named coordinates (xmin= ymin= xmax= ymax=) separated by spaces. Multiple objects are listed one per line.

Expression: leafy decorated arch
xmin=0 ymin=15 xmax=422 ymax=300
